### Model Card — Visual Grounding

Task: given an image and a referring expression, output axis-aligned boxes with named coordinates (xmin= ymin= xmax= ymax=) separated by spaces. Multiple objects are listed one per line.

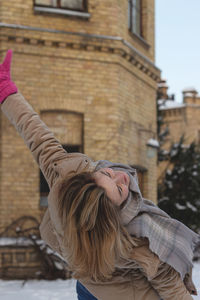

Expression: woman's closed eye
xmin=100 ymin=171 xmax=111 ymax=178
xmin=117 ymin=186 xmax=122 ymax=196
xmin=105 ymin=172 xmax=111 ymax=178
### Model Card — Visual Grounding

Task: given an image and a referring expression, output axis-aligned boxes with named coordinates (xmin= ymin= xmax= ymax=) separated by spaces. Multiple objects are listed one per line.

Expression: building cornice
xmin=34 ymin=6 xmax=91 ymax=18
xmin=0 ymin=22 xmax=160 ymax=82
xmin=160 ymin=103 xmax=200 ymax=111
xmin=160 ymin=104 xmax=186 ymax=111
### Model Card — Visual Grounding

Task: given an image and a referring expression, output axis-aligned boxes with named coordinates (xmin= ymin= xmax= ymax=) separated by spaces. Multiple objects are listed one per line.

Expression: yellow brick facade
xmin=160 ymin=89 xmax=200 ymax=144
xmin=158 ymin=85 xmax=200 ymax=180
xmin=0 ymin=0 xmax=160 ymax=237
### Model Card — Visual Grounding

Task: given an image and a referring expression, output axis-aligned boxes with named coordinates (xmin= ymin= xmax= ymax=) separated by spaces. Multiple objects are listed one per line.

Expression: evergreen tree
xmin=158 ymin=137 xmax=200 ymax=232
xmin=156 ymin=90 xmax=170 ymax=163
xmin=156 ymin=87 xmax=200 ymax=232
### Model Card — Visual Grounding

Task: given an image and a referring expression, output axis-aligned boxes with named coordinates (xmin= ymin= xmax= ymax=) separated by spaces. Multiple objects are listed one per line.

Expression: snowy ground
xmin=0 ymin=263 xmax=200 ymax=300
xmin=0 ymin=278 xmax=77 ymax=300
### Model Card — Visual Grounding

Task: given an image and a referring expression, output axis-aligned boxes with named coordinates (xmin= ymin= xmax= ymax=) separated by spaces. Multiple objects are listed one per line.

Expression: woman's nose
xmin=114 ymin=173 xmax=122 ymax=184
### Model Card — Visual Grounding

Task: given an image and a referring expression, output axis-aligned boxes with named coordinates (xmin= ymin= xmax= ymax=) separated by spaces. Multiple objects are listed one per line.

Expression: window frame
xmin=128 ymin=0 xmax=143 ymax=38
xmin=197 ymin=130 xmax=200 ymax=144
xmin=34 ymin=0 xmax=88 ymax=12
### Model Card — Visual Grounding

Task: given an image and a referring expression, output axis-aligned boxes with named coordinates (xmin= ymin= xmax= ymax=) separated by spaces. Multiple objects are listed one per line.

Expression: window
xmin=40 ymin=170 xmax=50 ymax=206
xmin=197 ymin=130 xmax=200 ymax=144
xmin=34 ymin=0 xmax=88 ymax=12
xmin=128 ymin=0 xmax=142 ymax=37
xmin=39 ymin=111 xmax=83 ymax=207
xmin=136 ymin=169 xmax=145 ymax=194
xmin=40 ymin=144 xmax=82 ymax=207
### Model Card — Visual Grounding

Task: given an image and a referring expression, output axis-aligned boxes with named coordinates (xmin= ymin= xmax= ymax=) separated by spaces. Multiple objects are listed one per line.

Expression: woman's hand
xmin=0 ymin=49 xmax=17 ymax=104
xmin=184 ymin=271 xmax=197 ymax=295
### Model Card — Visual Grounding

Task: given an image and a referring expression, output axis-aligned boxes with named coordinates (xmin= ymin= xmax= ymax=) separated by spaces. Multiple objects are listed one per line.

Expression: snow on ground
xmin=0 ymin=263 xmax=200 ymax=299
xmin=0 ymin=279 xmax=77 ymax=300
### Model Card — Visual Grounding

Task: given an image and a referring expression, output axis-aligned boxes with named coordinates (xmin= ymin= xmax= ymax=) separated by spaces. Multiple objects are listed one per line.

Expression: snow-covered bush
xmin=158 ymin=139 xmax=200 ymax=232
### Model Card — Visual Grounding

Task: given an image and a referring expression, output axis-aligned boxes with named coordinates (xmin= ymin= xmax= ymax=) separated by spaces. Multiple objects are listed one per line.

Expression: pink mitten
xmin=0 ymin=49 xmax=18 ymax=104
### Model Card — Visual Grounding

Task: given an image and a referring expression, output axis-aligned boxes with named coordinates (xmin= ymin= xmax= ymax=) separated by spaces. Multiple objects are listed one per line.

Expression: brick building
xmin=0 ymin=0 xmax=160 ymax=277
xmin=158 ymin=81 xmax=200 ymax=180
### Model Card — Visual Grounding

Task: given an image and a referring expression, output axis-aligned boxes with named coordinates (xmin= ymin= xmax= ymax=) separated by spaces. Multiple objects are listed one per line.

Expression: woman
xmin=0 ymin=50 xmax=198 ymax=300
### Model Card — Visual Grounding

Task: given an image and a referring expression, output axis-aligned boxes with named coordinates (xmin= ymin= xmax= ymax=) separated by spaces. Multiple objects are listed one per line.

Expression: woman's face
xmin=93 ymin=168 xmax=130 ymax=206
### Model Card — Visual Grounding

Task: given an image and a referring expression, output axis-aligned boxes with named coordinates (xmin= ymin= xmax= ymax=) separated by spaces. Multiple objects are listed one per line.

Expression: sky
xmin=155 ymin=0 xmax=200 ymax=103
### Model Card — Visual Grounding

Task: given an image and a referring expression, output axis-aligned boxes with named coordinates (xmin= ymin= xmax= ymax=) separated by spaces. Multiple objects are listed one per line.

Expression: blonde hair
xmin=58 ymin=172 xmax=136 ymax=282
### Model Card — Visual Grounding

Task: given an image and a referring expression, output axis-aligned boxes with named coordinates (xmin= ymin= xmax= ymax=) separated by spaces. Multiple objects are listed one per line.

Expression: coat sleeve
xmin=130 ymin=241 xmax=193 ymax=300
xmin=1 ymin=93 xmax=68 ymax=188
xmin=149 ymin=262 xmax=193 ymax=300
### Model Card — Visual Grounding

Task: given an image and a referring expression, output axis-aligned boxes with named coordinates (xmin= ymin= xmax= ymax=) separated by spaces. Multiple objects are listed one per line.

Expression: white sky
xmin=155 ymin=0 xmax=200 ymax=102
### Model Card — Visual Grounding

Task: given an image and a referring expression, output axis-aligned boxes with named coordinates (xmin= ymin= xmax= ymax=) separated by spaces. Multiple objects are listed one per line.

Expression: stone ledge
xmin=0 ymin=33 xmax=160 ymax=82
xmin=34 ymin=6 xmax=91 ymax=19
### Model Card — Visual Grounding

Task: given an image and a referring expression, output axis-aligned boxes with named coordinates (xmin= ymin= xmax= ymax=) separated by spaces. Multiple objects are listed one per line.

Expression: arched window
xmin=39 ymin=110 xmax=83 ymax=207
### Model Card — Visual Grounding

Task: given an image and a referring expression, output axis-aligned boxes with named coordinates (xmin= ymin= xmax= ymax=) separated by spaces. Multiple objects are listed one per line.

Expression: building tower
xmin=0 ymin=0 xmax=160 ymax=277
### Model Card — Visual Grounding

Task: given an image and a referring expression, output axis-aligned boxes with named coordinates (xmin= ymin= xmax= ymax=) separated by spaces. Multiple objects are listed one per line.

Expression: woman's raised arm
xmin=0 ymin=50 xmax=68 ymax=188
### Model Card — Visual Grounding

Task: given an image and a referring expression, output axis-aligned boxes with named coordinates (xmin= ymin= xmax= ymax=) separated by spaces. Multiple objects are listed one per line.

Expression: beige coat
xmin=1 ymin=93 xmax=193 ymax=300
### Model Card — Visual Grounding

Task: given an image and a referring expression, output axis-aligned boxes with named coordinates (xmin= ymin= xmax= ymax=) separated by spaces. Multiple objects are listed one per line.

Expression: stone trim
xmin=0 ymin=22 xmax=160 ymax=82
xmin=34 ymin=6 xmax=91 ymax=19
xmin=128 ymin=30 xmax=150 ymax=50
xmin=0 ymin=34 xmax=160 ymax=82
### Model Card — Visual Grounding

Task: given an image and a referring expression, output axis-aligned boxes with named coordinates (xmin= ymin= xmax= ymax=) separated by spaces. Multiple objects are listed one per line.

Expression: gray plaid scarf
xmin=95 ymin=160 xmax=200 ymax=279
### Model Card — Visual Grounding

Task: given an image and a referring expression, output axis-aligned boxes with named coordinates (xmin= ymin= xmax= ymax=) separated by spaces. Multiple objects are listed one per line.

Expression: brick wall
xmin=158 ymin=89 xmax=200 ymax=180
xmin=0 ymin=0 xmax=159 ymax=232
